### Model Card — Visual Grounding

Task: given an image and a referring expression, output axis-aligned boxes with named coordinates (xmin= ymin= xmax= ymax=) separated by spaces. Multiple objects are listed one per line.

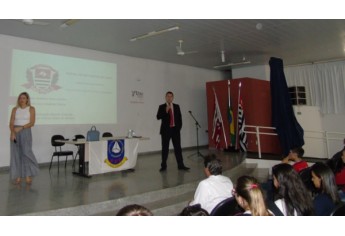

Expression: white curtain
xmin=284 ymin=61 xmax=345 ymax=114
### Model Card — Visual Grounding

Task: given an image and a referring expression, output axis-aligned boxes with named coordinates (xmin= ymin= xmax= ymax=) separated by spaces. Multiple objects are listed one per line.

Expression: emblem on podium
xmin=105 ymin=140 xmax=128 ymax=168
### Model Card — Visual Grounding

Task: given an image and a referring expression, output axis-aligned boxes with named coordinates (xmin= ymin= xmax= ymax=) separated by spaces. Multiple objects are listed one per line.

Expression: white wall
xmin=232 ymin=65 xmax=270 ymax=81
xmin=0 ymin=34 xmax=223 ymax=167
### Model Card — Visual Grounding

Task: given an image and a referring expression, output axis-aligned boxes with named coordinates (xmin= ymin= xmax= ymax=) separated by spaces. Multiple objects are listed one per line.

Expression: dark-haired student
xmin=335 ymin=149 xmax=345 ymax=201
xmin=179 ymin=204 xmax=209 ymax=216
xmin=272 ymin=163 xmax=314 ymax=216
xmin=311 ymin=162 xmax=340 ymax=215
xmin=116 ymin=204 xmax=153 ymax=216
xmin=327 ymin=145 xmax=345 ymax=202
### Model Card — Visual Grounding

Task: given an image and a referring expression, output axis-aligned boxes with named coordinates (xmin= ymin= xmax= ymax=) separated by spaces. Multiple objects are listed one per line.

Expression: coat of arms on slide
xmin=105 ymin=140 xmax=128 ymax=168
xmin=23 ymin=64 xmax=60 ymax=94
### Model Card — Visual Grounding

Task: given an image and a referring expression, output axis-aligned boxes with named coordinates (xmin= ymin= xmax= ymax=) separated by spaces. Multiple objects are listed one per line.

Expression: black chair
xmin=330 ymin=203 xmax=345 ymax=216
xmin=72 ymin=134 xmax=85 ymax=168
xmin=102 ymin=132 xmax=113 ymax=138
xmin=49 ymin=135 xmax=74 ymax=171
xmin=210 ymin=197 xmax=243 ymax=216
xmin=266 ymin=200 xmax=284 ymax=216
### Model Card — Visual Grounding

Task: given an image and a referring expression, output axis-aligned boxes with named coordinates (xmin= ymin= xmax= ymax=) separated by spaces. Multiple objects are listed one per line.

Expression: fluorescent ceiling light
xmin=213 ymin=61 xmax=251 ymax=69
xmin=130 ymin=26 xmax=179 ymax=42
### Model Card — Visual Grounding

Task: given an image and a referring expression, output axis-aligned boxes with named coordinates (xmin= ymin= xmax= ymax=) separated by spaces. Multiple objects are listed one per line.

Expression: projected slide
xmin=10 ymin=50 xmax=117 ymax=125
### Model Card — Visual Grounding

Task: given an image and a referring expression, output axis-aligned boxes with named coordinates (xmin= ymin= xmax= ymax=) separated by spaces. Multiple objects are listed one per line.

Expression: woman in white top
xmin=9 ymin=92 xmax=39 ymax=185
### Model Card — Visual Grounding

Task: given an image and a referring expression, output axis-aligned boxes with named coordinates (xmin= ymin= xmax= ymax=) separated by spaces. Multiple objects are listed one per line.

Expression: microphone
xmin=188 ymin=110 xmax=201 ymax=128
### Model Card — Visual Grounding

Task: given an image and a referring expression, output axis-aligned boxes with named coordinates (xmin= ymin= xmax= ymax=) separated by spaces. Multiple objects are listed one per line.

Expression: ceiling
xmin=1 ymin=19 xmax=345 ymax=70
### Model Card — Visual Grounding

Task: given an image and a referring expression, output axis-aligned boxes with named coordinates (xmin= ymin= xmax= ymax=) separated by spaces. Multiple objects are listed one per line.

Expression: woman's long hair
xmin=272 ymin=163 xmax=314 ymax=216
xmin=311 ymin=162 xmax=340 ymax=204
xmin=236 ymin=176 xmax=271 ymax=216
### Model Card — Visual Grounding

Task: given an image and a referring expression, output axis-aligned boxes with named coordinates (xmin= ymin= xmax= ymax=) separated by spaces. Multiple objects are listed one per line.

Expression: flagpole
xmin=228 ymin=80 xmax=231 ymax=109
xmin=213 ymin=87 xmax=228 ymax=148
xmin=236 ymin=82 xmax=242 ymax=150
xmin=211 ymin=87 xmax=218 ymax=140
xmin=211 ymin=87 xmax=218 ymax=141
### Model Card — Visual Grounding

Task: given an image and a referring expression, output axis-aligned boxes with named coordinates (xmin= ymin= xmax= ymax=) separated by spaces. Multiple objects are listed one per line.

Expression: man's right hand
xmin=166 ymin=103 xmax=171 ymax=113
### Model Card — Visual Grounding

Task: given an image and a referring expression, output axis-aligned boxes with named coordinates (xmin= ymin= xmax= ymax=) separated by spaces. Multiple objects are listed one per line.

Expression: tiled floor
xmin=0 ymin=148 xmax=246 ymax=216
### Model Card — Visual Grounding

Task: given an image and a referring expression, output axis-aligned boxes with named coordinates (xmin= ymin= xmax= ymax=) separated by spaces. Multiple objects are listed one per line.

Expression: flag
xmin=228 ymin=106 xmax=236 ymax=146
xmin=228 ymin=86 xmax=236 ymax=147
xmin=212 ymin=90 xmax=227 ymax=149
xmin=238 ymin=99 xmax=248 ymax=152
xmin=213 ymin=118 xmax=222 ymax=149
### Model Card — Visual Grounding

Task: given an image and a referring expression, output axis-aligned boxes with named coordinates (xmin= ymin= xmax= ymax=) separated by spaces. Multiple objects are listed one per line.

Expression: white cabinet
xmin=293 ymin=106 xmax=326 ymax=158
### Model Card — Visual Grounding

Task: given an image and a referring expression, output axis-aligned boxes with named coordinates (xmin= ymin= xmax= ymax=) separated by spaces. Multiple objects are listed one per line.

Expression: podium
xmin=58 ymin=137 xmax=148 ymax=177
xmin=87 ymin=138 xmax=140 ymax=175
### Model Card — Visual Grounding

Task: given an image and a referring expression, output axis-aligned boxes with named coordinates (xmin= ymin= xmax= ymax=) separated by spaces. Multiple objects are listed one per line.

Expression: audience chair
xmin=72 ymin=134 xmax=85 ymax=169
xmin=330 ymin=203 xmax=345 ymax=216
xmin=102 ymin=132 xmax=113 ymax=138
xmin=49 ymin=135 xmax=74 ymax=171
xmin=210 ymin=197 xmax=243 ymax=216
xmin=266 ymin=200 xmax=284 ymax=216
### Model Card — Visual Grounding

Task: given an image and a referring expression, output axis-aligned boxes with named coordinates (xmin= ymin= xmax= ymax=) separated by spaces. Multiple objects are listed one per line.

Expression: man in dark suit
xmin=156 ymin=91 xmax=190 ymax=172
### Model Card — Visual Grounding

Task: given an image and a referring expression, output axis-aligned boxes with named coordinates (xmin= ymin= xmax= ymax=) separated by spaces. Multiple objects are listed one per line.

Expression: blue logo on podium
xmin=106 ymin=140 xmax=128 ymax=168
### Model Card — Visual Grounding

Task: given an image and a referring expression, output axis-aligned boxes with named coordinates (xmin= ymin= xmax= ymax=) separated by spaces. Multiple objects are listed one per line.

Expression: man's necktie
xmin=169 ymin=106 xmax=174 ymax=127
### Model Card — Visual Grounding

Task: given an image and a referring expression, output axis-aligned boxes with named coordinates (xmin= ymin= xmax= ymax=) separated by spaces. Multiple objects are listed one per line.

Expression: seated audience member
xmin=335 ymin=149 xmax=345 ymax=187
xmin=189 ymin=155 xmax=234 ymax=214
xmin=282 ymin=147 xmax=308 ymax=173
xmin=272 ymin=163 xmax=314 ymax=216
xmin=311 ymin=162 xmax=340 ymax=216
xmin=326 ymin=140 xmax=345 ymax=202
xmin=233 ymin=176 xmax=273 ymax=216
xmin=179 ymin=204 xmax=209 ymax=216
xmin=116 ymin=204 xmax=153 ymax=216
xmin=327 ymin=139 xmax=345 ymax=173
